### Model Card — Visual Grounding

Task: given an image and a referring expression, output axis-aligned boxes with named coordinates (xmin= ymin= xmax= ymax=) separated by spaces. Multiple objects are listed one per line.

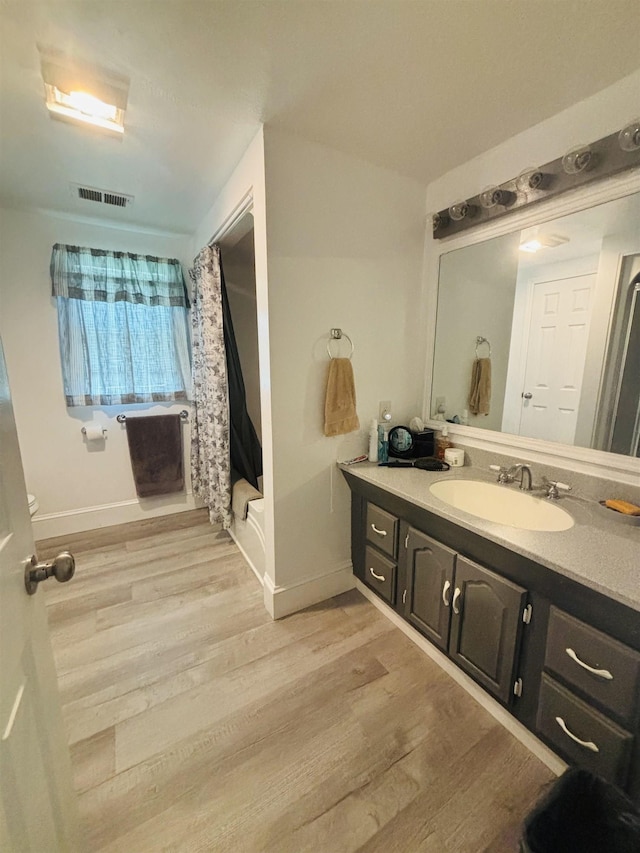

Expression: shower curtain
xmin=190 ymin=244 xmax=262 ymax=528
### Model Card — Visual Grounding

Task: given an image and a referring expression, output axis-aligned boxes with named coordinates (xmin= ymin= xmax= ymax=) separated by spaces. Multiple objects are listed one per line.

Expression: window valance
xmin=50 ymin=243 xmax=190 ymax=307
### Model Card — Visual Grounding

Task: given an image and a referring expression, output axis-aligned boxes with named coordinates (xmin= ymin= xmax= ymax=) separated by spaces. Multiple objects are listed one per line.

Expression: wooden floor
xmin=40 ymin=511 xmax=554 ymax=852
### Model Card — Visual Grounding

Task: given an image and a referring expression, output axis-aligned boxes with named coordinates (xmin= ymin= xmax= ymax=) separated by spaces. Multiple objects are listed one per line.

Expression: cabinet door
xmin=405 ymin=528 xmax=455 ymax=651
xmin=449 ymin=556 xmax=526 ymax=703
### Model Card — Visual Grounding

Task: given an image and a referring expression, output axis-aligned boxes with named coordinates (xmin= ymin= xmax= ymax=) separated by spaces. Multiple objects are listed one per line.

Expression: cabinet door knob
xmin=370 ymin=524 xmax=387 ymax=537
xmin=442 ymin=579 xmax=451 ymax=606
xmin=555 ymin=716 xmax=599 ymax=753
xmin=565 ymin=648 xmax=613 ymax=680
xmin=452 ymin=586 xmax=462 ymax=614
xmin=369 ymin=567 xmax=386 ymax=582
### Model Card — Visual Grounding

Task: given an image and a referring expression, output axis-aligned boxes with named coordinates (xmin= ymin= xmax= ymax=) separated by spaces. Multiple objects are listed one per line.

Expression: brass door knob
xmin=24 ymin=552 xmax=75 ymax=595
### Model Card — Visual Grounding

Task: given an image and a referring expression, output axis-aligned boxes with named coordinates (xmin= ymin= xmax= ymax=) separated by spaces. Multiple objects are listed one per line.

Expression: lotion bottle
xmin=436 ymin=425 xmax=453 ymax=460
xmin=368 ymin=419 xmax=378 ymax=462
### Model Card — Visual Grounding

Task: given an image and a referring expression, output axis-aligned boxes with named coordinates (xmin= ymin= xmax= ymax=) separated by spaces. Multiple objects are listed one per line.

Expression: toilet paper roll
xmin=82 ymin=423 xmax=106 ymax=441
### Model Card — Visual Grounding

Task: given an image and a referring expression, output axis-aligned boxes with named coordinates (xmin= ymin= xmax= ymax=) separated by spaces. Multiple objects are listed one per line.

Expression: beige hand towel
xmin=324 ymin=357 xmax=360 ymax=436
xmin=469 ymin=357 xmax=492 ymax=416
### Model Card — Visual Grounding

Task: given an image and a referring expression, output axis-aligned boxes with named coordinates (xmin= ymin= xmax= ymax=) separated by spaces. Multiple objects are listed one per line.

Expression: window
xmin=51 ymin=243 xmax=191 ymax=406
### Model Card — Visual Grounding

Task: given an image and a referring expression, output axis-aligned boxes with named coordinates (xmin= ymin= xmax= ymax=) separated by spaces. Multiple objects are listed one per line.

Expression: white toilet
xmin=27 ymin=494 xmax=39 ymax=517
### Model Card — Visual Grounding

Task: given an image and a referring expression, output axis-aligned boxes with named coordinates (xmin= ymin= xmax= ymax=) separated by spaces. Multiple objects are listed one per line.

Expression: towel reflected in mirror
xmin=469 ymin=357 xmax=492 ymax=416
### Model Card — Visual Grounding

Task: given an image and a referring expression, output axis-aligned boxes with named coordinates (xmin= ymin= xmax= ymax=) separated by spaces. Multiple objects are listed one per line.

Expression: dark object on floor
xmin=521 ymin=768 xmax=640 ymax=853
xmin=125 ymin=414 xmax=184 ymax=497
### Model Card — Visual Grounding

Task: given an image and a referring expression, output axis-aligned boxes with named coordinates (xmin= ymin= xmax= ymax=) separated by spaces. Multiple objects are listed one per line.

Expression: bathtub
xmin=230 ymin=491 xmax=265 ymax=585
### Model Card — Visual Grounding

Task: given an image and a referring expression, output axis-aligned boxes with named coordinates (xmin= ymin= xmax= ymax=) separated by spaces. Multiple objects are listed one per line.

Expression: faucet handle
xmin=546 ymin=480 xmax=572 ymax=499
xmin=490 ymin=464 xmax=511 ymax=483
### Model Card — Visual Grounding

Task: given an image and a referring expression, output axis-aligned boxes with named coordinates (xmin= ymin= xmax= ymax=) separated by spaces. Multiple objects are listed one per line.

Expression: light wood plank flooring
xmin=40 ymin=511 xmax=554 ymax=852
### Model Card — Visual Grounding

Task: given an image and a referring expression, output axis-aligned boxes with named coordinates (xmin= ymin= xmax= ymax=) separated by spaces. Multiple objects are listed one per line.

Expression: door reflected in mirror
xmin=431 ymin=191 xmax=640 ymax=457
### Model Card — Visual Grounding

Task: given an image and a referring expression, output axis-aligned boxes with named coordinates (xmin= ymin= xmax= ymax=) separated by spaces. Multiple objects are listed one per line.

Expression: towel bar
xmin=117 ymin=410 xmax=189 ymax=424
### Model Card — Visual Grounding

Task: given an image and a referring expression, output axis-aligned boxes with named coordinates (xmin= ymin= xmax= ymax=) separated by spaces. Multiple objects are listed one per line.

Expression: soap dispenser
xmin=436 ymin=425 xmax=453 ymax=460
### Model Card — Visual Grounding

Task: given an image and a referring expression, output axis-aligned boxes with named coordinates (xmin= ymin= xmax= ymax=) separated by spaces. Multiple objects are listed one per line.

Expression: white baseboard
xmin=356 ymin=579 xmax=567 ymax=778
xmin=32 ymin=492 xmax=199 ymax=539
xmin=264 ymin=562 xmax=356 ymax=620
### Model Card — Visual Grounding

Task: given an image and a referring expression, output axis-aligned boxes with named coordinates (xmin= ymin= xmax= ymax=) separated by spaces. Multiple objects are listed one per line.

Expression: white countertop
xmin=340 ymin=462 xmax=640 ymax=613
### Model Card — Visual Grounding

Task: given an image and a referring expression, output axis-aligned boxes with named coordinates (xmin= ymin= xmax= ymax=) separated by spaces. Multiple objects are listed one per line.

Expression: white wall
xmin=263 ymin=127 xmax=426 ymax=614
xmin=422 ymin=69 xmax=640 ymax=483
xmin=0 ymin=207 xmax=195 ymax=538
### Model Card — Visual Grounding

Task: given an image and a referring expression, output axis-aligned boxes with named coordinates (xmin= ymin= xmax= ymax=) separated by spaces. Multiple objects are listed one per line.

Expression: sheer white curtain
xmin=190 ymin=245 xmax=232 ymax=527
xmin=51 ymin=244 xmax=191 ymax=406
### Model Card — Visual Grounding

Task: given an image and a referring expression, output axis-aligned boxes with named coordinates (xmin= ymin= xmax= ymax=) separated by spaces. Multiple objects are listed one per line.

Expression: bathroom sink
xmin=429 ymin=480 xmax=574 ymax=531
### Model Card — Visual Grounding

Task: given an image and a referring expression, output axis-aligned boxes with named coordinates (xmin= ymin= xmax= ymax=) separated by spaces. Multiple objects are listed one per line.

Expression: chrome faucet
xmin=506 ymin=463 xmax=533 ymax=491
xmin=491 ymin=463 xmax=533 ymax=490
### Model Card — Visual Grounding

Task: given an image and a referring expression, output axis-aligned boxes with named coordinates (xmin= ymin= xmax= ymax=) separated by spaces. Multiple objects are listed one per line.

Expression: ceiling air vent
xmin=71 ymin=183 xmax=133 ymax=209
xmin=103 ymin=192 xmax=128 ymax=207
xmin=78 ymin=186 xmax=102 ymax=203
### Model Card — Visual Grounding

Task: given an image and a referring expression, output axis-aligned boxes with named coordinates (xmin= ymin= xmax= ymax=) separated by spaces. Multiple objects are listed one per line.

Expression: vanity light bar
xmin=433 ymin=122 xmax=640 ymax=239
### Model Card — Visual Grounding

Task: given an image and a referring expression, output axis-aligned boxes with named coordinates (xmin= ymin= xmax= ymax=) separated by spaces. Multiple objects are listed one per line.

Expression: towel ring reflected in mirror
xmin=475 ymin=336 xmax=492 ymax=358
xmin=327 ymin=328 xmax=354 ymax=360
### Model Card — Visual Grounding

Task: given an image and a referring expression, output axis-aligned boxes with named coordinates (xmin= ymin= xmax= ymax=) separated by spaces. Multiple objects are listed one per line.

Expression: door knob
xmin=24 ymin=552 xmax=75 ymax=595
xmin=522 ymin=392 xmax=533 ymax=399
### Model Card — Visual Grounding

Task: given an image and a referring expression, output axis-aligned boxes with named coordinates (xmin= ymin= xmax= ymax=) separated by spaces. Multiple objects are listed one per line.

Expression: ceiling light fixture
xmin=618 ymin=118 xmax=640 ymax=153
xmin=519 ymin=233 xmax=569 ymax=253
xmin=39 ymin=47 xmax=129 ymax=136
xmin=45 ymin=85 xmax=124 ymax=133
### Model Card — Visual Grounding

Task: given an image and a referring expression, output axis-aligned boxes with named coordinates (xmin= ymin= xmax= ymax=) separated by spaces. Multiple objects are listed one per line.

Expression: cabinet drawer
xmin=537 ymin=674 xmax=633 ymax=787
xmin=366 ymin=503 xmax=398 ymax=558
xmin=364 ymin=546 xmax=396 ymax=605
xmin=545 ymin=607 xmax=640 ymax=725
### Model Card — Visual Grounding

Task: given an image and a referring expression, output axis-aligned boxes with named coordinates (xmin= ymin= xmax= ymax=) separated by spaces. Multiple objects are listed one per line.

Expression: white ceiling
xmin=1 ymin=1 xmax=639 ymax=234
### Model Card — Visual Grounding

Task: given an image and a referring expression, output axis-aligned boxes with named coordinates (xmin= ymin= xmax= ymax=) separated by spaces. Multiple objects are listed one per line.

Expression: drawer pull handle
xmin=369 ymin=567 xmax=386 ymax=582
xmin=452 ymin=587 xmax=462 ymax=615
xmin=370 ymin=524 xmax=388 ymax=537
xmin=555 ymin=716 xmax=599 ymax=753
xmin=565 ymin=648 xmax=613 ymax=681
xmin=442 ymin=580 xmax=451 ymax=606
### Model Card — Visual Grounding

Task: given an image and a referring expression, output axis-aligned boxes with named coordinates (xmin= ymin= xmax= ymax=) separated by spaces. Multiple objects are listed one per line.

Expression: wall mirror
xmin=431 ymin=190 xmax=640 ymax=458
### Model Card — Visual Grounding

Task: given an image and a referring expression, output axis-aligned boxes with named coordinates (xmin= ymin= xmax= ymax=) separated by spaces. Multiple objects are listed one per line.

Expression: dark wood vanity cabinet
xmin=448 ymin=555 xmax=526 ymax=704
xmin=345 ymin=472 xmax=640 ymax=802
xmin=405 ymin=528 xmax=454 ymax=651
xmin=405 ymin=528 xmax=526 ymax=703
xmin=536 ymin=607 xmax=640 ymax=788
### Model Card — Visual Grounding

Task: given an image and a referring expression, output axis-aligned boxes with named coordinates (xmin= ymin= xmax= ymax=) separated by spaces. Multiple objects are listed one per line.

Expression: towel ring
xmin=475 ymin=336 xmax=491 ymax=358
xmin=327 ymin=328 xmax=354 ymax=360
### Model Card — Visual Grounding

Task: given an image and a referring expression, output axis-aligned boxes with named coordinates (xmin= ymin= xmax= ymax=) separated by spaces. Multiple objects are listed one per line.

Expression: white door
xmin=0 ymin=340 xmax=79 ymax=851
xmin=519 ymin=273 xmax=595 ymax=444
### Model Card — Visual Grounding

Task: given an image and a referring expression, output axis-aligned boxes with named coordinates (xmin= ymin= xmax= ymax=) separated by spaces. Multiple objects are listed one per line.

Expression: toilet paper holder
xmin=80 ymin=424 xmax=107 ymax=441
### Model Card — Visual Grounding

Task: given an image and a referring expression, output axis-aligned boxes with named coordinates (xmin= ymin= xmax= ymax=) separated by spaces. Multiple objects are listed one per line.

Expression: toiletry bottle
xmin=436 ymin=425 xmax=453 ymax=460
xmin=368 ymin=419 xmax=378 ymax=462
xmin=378 ymin=424 xmax=389 ymax=463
